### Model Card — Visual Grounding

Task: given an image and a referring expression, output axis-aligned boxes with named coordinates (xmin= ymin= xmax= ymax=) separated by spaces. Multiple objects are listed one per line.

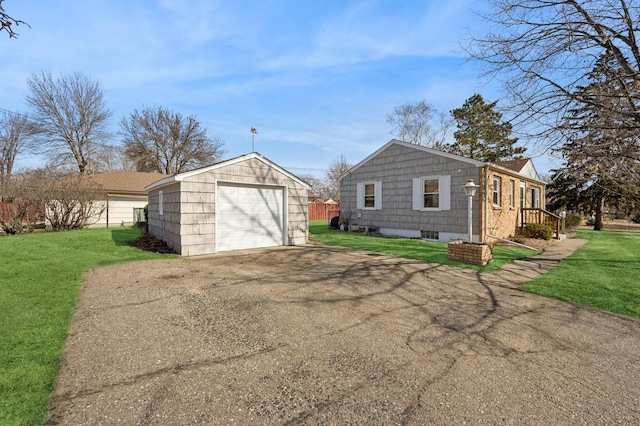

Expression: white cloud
xmin=5 ymin=0 xmax=556 ymax=176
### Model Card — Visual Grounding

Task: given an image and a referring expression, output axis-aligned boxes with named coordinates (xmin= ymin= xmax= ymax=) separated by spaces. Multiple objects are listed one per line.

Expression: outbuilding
xmin=145 ymin=153 xmax=309 ymax=256
xmin=90 ymin=171 xmax=168 ymax=227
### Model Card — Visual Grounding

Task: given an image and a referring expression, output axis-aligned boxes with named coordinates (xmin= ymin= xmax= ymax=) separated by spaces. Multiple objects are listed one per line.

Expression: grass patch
xmin=309 ymin=220 xmax=535 ymax=272
xmin=0 ymin=227 xmax=177 ymax=426
xmin=524 ymin=230 xmax=640 ymax=318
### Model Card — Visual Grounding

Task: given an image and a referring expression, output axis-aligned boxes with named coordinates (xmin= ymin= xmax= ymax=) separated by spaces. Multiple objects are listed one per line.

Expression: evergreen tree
xmin=449 ymin=94 xmax=525 ymax=162
xmin=548 ymin=53 xmax=640 ymax=230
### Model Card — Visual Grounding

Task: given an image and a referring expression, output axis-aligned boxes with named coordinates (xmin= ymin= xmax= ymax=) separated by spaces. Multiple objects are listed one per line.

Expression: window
xmin=364 ymin=183 xmax=375 ymax=208
xmin=492 ymin=176 xmax=502 ymax=206
xmin=531 ymin=186 xmax=541 ymax=208
xmin=509 ymin=180 xmax=515 ymax=208
xmin=423 ymin=179 xmax=439 ymax=208
xmin=412 ymin=175 xmax=451 ymax=211
xmin=159 ymin=190 xmax=164 ymax=216
xmin=519 ymin=182 xmax=525 ymax=208
xmin=421 ymin=230 xmax=439 ymax=240
xmin=356 ymin=181 xmax=382 ymax=210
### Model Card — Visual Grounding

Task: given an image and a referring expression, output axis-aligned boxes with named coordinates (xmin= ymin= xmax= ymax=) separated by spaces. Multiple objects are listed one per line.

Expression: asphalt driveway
xmin=48 ymin=244 xmax=640 ymax=425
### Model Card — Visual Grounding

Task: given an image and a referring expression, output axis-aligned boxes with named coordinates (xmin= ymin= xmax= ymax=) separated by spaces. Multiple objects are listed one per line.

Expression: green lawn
xmin=524 ymin=230 xmax=640 ymax=318
xmin=309 ymin=220 xmax=535 ymax=272
xmin=0 ymin=227 xmax=177 ymax=426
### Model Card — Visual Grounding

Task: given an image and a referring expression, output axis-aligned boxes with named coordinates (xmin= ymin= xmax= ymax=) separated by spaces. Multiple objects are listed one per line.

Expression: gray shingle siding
xmin=340 ymin=142 xmax=482 ymax=241
xmin=147 ymin=182 xmax=182 ymax=253
xmin=147 ymin=154 xmax=308 ymax=256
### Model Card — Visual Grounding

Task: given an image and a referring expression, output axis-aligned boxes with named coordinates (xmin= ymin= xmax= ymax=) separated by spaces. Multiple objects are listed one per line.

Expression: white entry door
xmin=216 ymin=183 xmax=285 ymax=251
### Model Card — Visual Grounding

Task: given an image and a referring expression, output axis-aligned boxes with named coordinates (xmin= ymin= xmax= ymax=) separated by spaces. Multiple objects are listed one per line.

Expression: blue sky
xmin=1 ymin=0 xmax=557 ymax=178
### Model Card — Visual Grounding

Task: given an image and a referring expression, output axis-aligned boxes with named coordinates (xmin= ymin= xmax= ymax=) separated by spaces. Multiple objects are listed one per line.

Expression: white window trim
xmin=356 ymin=181 xmax=382 ymax=210
xmin=531 ymin=186 xmax=541 ymax=208
xmin=492 ymin=175 xmax=502 ymax=207
xmin=519 ymin=182 xmax=526 ymax=208
xmin=508 ymin=180 xmax=515 ymax=208
xmin=412 ymin=175 xmax=451 ymax=211
xmin=159 ymin=190 xmax=164 ymax=216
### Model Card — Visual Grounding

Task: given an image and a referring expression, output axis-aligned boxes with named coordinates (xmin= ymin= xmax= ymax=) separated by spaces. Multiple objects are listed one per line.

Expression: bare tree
xmin=1 ymin=0 xmax=29 ymax=39
xmin=0 ymin=111 xmax=33 ymax=198
xmin=121 ymin=106 xmax=225 ymax=175
xmin=91 ymin=144 xmax=137 ymax=173
xmin=299 ymin=174 xmax=325 ymax=197
xmin=386 ymin=100 xmax=454 ymax=148
xmin=548 ymin=52 xmax=640 ymax=230
xmin=465 ymin=0 xmax=640 ymax=149
xmin=324 ymin=155 xmax=352 ymax=202
xmin=26 ymin=71 xmax=112 ymax=174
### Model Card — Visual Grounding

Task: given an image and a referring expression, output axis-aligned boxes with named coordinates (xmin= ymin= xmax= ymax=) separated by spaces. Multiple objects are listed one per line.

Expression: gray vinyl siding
xmin=147 ymin=155 xmax=308 ymax=256
xmin=340 ymin=143 xmax=482 ymax=239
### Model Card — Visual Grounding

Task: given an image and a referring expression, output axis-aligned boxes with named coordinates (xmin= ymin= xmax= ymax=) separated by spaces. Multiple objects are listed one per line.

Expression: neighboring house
xmin=308 ymin=192 xmax=325 ymax=203
xmin=339 ymin=140 xmax=556 ymax=243
xmin=91 ymin=171 xmax=168 ymax=227
xmin=145 ymin=153 xmax=309 ymax=256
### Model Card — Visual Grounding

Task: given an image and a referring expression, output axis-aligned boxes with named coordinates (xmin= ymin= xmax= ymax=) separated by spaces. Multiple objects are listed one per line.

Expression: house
xmin=90 ymin=171 xmax=168 ymax=227
xmin=145 ymin=153 xmax=309 ymax=256
xmin=339 ymin=140 xmax=556 ymax=243
xmin=308 ymin=192 xmax=325 ymax=203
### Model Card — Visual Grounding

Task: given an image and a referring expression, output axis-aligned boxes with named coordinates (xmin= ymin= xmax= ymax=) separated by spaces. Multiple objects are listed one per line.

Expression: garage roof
xmin=146 ymin=152 xmax=310 ymax=191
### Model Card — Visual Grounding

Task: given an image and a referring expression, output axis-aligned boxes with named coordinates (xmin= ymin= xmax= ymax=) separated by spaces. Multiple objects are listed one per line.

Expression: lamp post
xmin=462 ymin=179 xmax=480 ymax=243
xmin=560 ymin=210 xmax=566 ymax=234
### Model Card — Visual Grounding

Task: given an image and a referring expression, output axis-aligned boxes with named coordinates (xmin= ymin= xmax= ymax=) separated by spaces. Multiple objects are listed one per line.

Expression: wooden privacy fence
xmin=308 ymin=203 xmax=340 ymax=221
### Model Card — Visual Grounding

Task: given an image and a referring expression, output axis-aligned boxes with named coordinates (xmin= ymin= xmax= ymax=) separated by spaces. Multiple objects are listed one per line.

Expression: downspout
xmin=483 ymin=165 xmax=537 ymax=251
xmin=106 ymin=194 xmax=109 ymax=228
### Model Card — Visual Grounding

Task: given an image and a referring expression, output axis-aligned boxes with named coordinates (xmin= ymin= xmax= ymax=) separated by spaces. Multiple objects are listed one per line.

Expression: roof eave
xmin=145 ymin=152 xmax=311 ymax=191
xmin=339 ymin=139 xmax=486 ymax=181
xmin=488 ymin=163 xmax=546 ymax=185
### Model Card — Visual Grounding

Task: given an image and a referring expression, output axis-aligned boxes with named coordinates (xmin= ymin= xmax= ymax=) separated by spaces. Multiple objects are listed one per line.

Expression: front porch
xmin=521 ymin=208 xmax=562 ymax=240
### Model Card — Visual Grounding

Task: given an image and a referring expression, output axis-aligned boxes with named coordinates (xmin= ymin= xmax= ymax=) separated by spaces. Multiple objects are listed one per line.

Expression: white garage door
xmin=216 ymin=183 xmax=285 ymax=252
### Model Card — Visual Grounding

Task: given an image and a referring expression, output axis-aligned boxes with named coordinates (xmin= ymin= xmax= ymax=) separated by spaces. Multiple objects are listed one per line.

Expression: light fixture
xmin=462 ymin=178 xmax=480 ymax=243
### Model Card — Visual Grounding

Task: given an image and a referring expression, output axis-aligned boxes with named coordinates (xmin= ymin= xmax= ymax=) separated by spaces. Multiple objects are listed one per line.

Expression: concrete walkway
xmin=492 ymin=238 xmax=589 ymax=287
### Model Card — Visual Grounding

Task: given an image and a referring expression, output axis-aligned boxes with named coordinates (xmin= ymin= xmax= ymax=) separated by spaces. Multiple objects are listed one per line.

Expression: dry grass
xmin=578 ymin=219 xmax=640 ymax=233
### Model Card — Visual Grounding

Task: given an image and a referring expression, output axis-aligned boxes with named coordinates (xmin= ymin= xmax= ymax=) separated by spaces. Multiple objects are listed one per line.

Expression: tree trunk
xmin=593 ymin=197 xmax=604 ymax=231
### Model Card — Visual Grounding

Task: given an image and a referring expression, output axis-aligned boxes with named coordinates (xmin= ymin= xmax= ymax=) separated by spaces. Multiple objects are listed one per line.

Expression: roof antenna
xmin=251 ymin=127 xmax=258 ymax=152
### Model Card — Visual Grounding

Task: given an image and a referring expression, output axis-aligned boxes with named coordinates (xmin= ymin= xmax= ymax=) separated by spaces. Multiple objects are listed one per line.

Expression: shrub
xmin=0 ymin=201 xmax=44 ymax=234
xmin=0 ymin=174 xmax=45 ymax=234
xmin=329 ymin=216 xmax=340 ymax=229
xmin=631 ymin=213 xmax=640 ymax=224
xmin=564 ymin=213 xmax=582 ymax=228
xmin=523 ymin=223 xmax=554 ymax=240
xmin=42 ymin=173 xmax=106 ymax=231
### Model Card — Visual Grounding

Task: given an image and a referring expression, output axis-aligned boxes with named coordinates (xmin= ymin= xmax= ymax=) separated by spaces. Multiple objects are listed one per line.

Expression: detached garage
xmin=145 ymin=153 xmax=309 ymax=256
